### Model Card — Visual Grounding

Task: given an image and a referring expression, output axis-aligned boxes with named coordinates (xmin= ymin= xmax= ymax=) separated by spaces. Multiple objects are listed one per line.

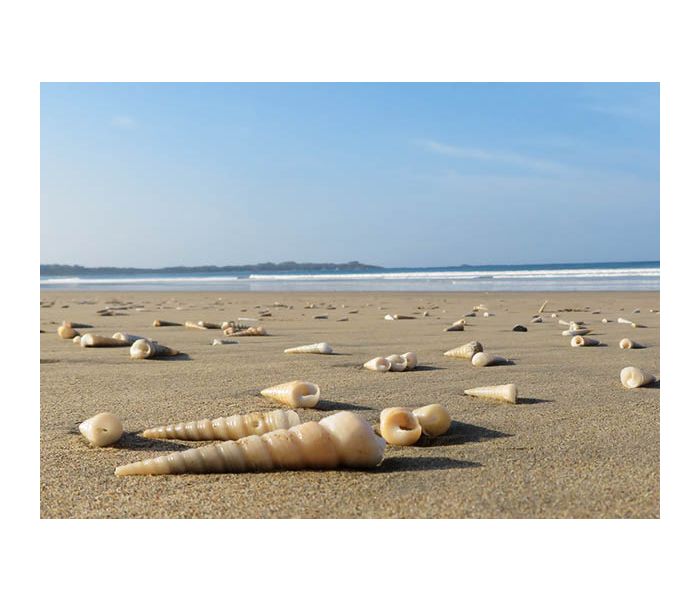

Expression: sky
xmin=40 ymin=83 xmax=659 ymax=268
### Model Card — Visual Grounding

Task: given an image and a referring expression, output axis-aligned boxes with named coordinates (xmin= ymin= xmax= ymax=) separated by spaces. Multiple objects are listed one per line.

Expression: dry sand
xmin=40 ymin=291 xmax=660 ymax=518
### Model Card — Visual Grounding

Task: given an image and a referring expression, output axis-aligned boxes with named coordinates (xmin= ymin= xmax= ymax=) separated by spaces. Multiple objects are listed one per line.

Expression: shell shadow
xmin=152 ymin=353 xmax=192 ymax=361
xmin=376 ymin=456 xmax=481 ymax=472
xmin=315 ymin=399 xmax=375 ymax=411
xmin=517 ymin=397 xmax=553 ymax=404
xmin=114 ymin=432 xmax=191 ymax=452
xmin=410 ymin=365 xmax=445 ymax=372
xmin=416 ymin=421 xmax=513 ymax=447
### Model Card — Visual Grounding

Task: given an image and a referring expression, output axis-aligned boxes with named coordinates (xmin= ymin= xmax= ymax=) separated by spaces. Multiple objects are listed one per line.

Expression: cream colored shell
xmin=620 ymin=366 xmax=657 ymax=389
xmin=58 ymin=324 xmax=79 ymax=339
xmin=379 ymin=407 xmax=422 ymax=446
xmin=571 ymin=336 xmax=600 ymax=347
xmin=364 ymin=357 xmax=391 ymax=372
xmin=471 ymin=351 xmax=508 ymax=367
xmin=401 ymin=352 xmax=417 ymax=370
xmin=79 ymin=412 xmax=124 ymax=447
xmin=80 ymin=334 xmax=131 ymax=348
xmin=444 ymin=341 xmax=483 ymax=360
xmin=464 ymin=384 xmax=518 ymax=404
xmin=619 ymin=338 xmax=645 ymax=349
xmin=260 ymin=380 xmax=320 ymax=408
xmin=283 ymin=342 xmax=333 ymax=354
xmin=385 ymin=354 xmax=408 ymax=372
xmin=412 ymin=404 xmax=451 ymax=436
xmin=130 ymin=339 xmax=179 ymax=359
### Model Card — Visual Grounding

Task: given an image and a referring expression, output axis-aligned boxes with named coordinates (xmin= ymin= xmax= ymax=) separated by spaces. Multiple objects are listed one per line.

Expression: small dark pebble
xmin=512 ymin=324 xmax=528 ymax=332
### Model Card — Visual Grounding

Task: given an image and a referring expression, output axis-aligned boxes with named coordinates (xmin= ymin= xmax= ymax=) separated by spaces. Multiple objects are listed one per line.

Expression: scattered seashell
xmin=473 ymin=304 xmax=488 ymax=311
xmin=197 ymin=321 xmax=220 ymax=329
xmin=412 ymin=404 xmax=451 ymax=436
xmin=260 ymin=380 xmax=320 ymax=408
xmin=619 ymin=338 xmax=645 ymax=349
xmin=562 ymin=328 xmax=591 ymax=337
xmin=452 ymin=318 xmax=468 ymax=326
xmin=212 ymin=338 xmax=238 ymax=345
xmin=112 ymin=332 xmax=150 ymax=344
xmin=551 ymin=313 xmax=558 ymax=319
xmin=72 ymin=335 xmax=81 ymax=344
xmin=379 ymin=407 xmax=422 ymax=446
xmin=129 ymin=339 xmax=180 ymax=359
xmin=423 ymin=311 xmax=430 ymax=317
xmin=444 ymin=341 xmax=483 ymax=360
xmin=225 ymin=326 xmax=267 ymax=337
xmin=591 ymin=310 xmax=601 ymax=315
xmin=79 ymin=412 xmax=123 ymax=447
xmin=115 ymin=411 xmax=386 ymax=475
xmin=538 ymin=300 xmax=549 ymax=313
xmin=602 ymin=318 xmax=610 ymax=323
xmin=142 ymin=409 xmax=300 ymax=441
xmin=471 ymin=351 xmax=508 ymax=367
xmin=348 ymin=309 xmax=359 ymax=314
xmin=483 ymin=312 xmax=490 ymax=317
xmin=617 ymin=317 xmax=638 ymax=327
xmin=185 ymin=321 xmax=208 ymax=330
xmin=558 ymin=319 xmax=571 ymax=326
xmin=152 ymin=320 xmax=181 ymax=327
xmin=444 ymin=324 xmax=464 ymax=332
xmin=313 ymin=314 xmax=328 ymax=319
xmin=57 ymin=324 xmax=80 ymax=339
xmin=401 ymin=352 xmax=417 ymax=370
xmin=384 ymin=314 xmax=415 ymax=320
xmin=571 ymin=336 xmax=600 ymax=347
xmin=364 ymin=357 xmax=391 ymax=372
xmin=385 ymin=354 xmax=408 ymax=372
xmin=284 ymin=342 xmax=333 ymax=354
xmin=620 ymin=366 xmax=657 ymax=389
xmin=464 ymin=384 xmax=518 ymax=404
xmin=512 ymin=324 xmax=528 ymax=332
xmin=337 ymin=316 xmax=349 ymax=322
xmin=80 ymin=334 xmax=131 ymax=348
xmin=63 ymin=321 xmax=92 ymax=328
xmin=530 ymin=316 xmax=543 ymax=323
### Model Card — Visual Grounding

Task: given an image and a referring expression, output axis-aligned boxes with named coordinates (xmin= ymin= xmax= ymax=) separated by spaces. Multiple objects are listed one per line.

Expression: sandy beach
xmin=40 ymin=290 xmax=659 ymax=518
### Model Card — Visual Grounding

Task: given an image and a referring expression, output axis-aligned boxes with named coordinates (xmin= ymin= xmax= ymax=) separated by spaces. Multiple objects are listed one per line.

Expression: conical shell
xmin=212 ymin=338 xmax=238 ymax=345
xmin=444 ymin=324 xmax=464 ymax=332
xmin=619 ymin=338 xmax=645 ymax=349
xmin=58 ymin=324 xmax=79 ymax=339
xmin=571 ymin=336 xmax=600 ymax=347
xmin=260 ymin=380 xmax=320 ymax=408
xmin=185 ymin=321 xmax=208 ymax=330
xmin=364 ymin=357 xmax=391 ymax=372
xmin=129 ymin=339 xmax=179 ymax=359
xmin=80 ymin=334 xmax=131 ymax=348
xmin=617 ymin=317 xmax=634 ymax=325
xmin=152 ymin=320 xmax=181 ymax=327
xmin=226 ymin=326 xmax=267 ymax=337
xmin=283 ymin=342 xmax=333 ymax=354
xmin=620 ymin=366 xmax=657 ymax=389
xmin=385 ymin=354 xmax=408 ymax=372
xmin=444 ymin=341 xmax=483 ymax=360
xmin=562 ymin=328 xmax=591 ymax=336
xmin=197 ymin=321 xmax=220 ymax=329
xmin=471 ymin=351 xmax=508 ymax=367
xmin=112 ymin=332 xmax=150 ymax=344
xmin=79 ymin=412 xmax=123 ymax=447
xmin=464 ymin=384 xmax=518 ymax=404
xmin=379 ymin=407 xmax=422 ymax=446
xmin=401 ymin=352 xmax=417 ymax=370
xmin=115 ymin=410 xmax=386 ymax=475
xmin=142 ymin=409 xmax=301 ymax=441
xmin=412 ymin=404 xmax=451 ymax=436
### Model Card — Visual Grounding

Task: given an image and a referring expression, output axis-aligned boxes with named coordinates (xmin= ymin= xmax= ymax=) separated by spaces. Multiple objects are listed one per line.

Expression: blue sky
xmin=40 ymin=83 xmax=659 ymax=268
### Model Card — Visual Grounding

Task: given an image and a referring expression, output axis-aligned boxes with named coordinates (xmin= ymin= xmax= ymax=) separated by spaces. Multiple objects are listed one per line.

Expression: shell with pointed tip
xmin=58 ymin=324 xmax=79 ymax=339
xmin=79 ymin=412 xmax=123 ymax=447
xmin=80 ymin=334 xmax=131 ymax=348
xmin=130 ymin=339 xmax=179 ymax=359
xmin=619 ymin=338 xmax=645 ymax=349
xmin=185 ymin=321 xmax=208 ymax=330
xmin=385 ymin=354 xmax=408 ymax=372
xmin=152 ymin=320 xmax=181 ymax=327
xmin=401 ymin=352 xmax=417 ymax=370
xmin=142 ymin=409 xmax=300 ymax=441
xmin=284 ymin=342 xmax=333 ymax=354
xmin=562 ymin=328 xmax=591 ymax=337
xmin=471 ymin=351 xmax=508 ymax=367
xmin=115 ymin=411 xmax=385 ymax=475
xmin=197 ymin=321 xmax=220 ymax=329
xmin=226 ymin=326 xmax=267 ymax=337
xmin=444 ymin=341 xmax=483 ymax=360
xmin=412 ymin=404 xmax=451 ymax=436
xmin=617 ymin=317 xmax=634 ymax=325
xmin=464 ymin=384 xmax=518 ymax=404
xmin=444 ymin=324 xmax=464 ymax=332
xmin=379 ymin=407 xmax=422 ymax=446
xmin=260 ymin=380 xmax=320 ymax=408
xmin=112 ymin=332 xmax=150 ymax=344
xmin=212 ymin=338 xmax=238 ymax=345
xmin=571 ymin=336 xmax=600 ymax=347
xmin=620 ymin=366 xmax=657 ymax=389
xmin=364 ymin=357 xmax=391 ymax=372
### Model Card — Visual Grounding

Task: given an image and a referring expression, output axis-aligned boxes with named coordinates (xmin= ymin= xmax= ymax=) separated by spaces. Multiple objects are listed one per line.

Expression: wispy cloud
xmin=111 ymin=115 xmax=136 ymax=129
xmin=417 ymin=139 xmax=566 ymax=172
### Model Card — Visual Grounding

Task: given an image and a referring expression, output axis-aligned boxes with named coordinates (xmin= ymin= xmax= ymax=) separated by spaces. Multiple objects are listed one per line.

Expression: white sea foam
xmin=41 ymin=275 xmax=240 ymax=285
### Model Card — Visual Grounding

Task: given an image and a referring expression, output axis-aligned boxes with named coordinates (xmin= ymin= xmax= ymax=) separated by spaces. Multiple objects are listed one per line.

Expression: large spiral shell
xmin=412 ymin=404 xmax=451 ymax=436
xmin=130 ymin=339 xmax=180 ymax=359
xmin=620 ymin=366 xmax=657 ymax=389
xmin=444 ymin=341 xmax=483 ymax=360
xmin=260 ymin=381 xmax=320 ymax=408
xmin=464 ymin=384 xmax=518 ymax=404
xmin=284 ymin=342 xmax=333 ymax=354
xmin=115 ymin=411 xmax=386 ymax=475
xmin=379 ymin=407 xmax=422 ymax=446
xmin=79 ymin=412 xmax=124 ymax=447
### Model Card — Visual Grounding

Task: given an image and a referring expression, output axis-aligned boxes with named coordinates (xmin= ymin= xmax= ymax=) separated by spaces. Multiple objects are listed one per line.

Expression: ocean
xmin=40 ymin=261 xmax=660 ymax=292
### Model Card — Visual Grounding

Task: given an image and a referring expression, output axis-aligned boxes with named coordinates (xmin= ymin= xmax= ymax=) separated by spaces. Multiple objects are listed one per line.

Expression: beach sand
xmin=40 ymin=291 xmax=660 ymax=518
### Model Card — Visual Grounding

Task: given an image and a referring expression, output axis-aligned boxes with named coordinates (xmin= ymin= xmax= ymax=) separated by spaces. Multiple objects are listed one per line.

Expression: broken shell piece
xmin=115 ymin=410 xmax=385 ymax=475
xmin=471 ymin=351 xmax=508 ymax=367
xmin=562 ymin=328 xmax=591 ymax=337
xmin=401 ymin=352 xmax=417 ymax=370
xmin=212 ymin=338 xmax=238 ymax=345
xmin=112 ymin=332 xmax=150 ymax=344
xmin=142 ymin=409 xmax=301 ymax=441
xmin=444 ymin=341 xmax=483 ymax=360
xmin=620 ymin=366 xmax=657 ymax=389
xmin=364 ymin=357 xmax=391 ymax=372
xmin=619 ymin=338 xmax=645 ymax=350
xmin=152 ymin=320 xmax=181 ymax=327
xmin=464 ymin=384 xmax=518 ymax=404
xmin=284 ymin=342 xmax=333 ymax=354
xmin=444 ymin=324 xmax=464 ymax=332
xmin=130 ymin=339 xmax=180 ymax=359
xmin=79 ymin=412 xmax=123 ymax=447
xmin=412 ymin=404 xmax=451 ymax=436
xmin=80 ymin=334 xmax=131 ymax=348
xmin=57 ymin=324 xmax=80 ymax=339
xmin=385 ymin=354 xmax=408 ymax=372
xmin=260 ymin=380 xmax=320 ymax=408
xmin=571 ymin=336 xmax=600 ymax=347
xmin=379 ymin=407 xmax=422 ymax=446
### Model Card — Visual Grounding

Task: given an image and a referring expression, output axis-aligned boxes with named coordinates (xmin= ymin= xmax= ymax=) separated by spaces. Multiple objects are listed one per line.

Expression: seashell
xmin=364 ymin=357 xmax=391 ymax=372
xmin=337 ymin=316 xmax=349 ymax=322
xmin=444 ymin=340 xmax=483 ymax=360
xmin=384 ymin=314 xmax=415 ymax=320
xmin=444 ymin=324 xmax=464 ymax=332
xmin=591 ymin=310 xmax=601 ymax=315
xmin=619 ymin=338 xmax=645 ymax=349
xmin=226 ymin=326 xmax=268 ymax=337
xmin=617 ymin=317 xmax=637 ymax=327
xmin=464 ymin=384 xmax=518 ymax=404
xmin=152 ymin=320 xmax=181 ymax=327
xmin=129 ymin=339 xmax=180 ymax=359
xmin=142 ymin=409 xmax=301 ymax=441
xmin=185 ymin=321 xmax=208 ymax=330
xmin=379 ymin=407 xmax=422 ymax=446
xmin=571 ymin=336 xmax=600 ymax=347
xmin=284 ymin=342 xmax=332 ymax=354
xmin=197 ymin=321 xmax=220 ymax=329
xmin=531 ymin=316 xmax=543 ymax=323
xmin=558 ymin=319 xmax=571 ymax=326
xmin=348 ymin=309 xmax=359 ymax=314
xmin=620 ymin=366 xmax=657 ymax=389
xmin=79 ymin=412 xmax=123 ymax=447
xmin=401 ymin=352 xmax=417 ymax=370
xmin=72 ymin=335 xmax=81 ymax=344
xmin=412 ymin=404 xmax=451 ymax=436
xmin=112 ymin=332 xmax=150 ymax=344
xmin=452 ymin=318 xmax=468 ymax=326
xmin=212 ymin=338 xmax=238 ymax=345
xmin=601 ymin=318 xmax=610 ymax=323
xmin=260 ymin=380 xmax=320 ymax=408
xmin=561 ymin=328 xmax=591 ymax=336
xmin=80 ymin=334 xmax=131 ymax=348
xmin=483 ymin=312 xmax=490 ymax=317
xmin=385 ymin=354 xmax=408 ymax=372
xmin=538 ymin=300 xmax=549 ymax=313
xmin=632 ymin=308 xmax=640 ymax=314
xmin=58 ymin=324 xmax=80 ymax=339
xmin=423 ymin=311 xmax=430 ymax=317
xmin=473 ymin=304 xmax=488 ymax=311
xmin=551 ymin=313 xmax=558 ymax=318
xmin=115 ymin=410 xmax=386 ymax=475
xmin=512 ymin=324 xmax=528 ymax=332
xmin=471 ymin=351 xmax=508 ymax=367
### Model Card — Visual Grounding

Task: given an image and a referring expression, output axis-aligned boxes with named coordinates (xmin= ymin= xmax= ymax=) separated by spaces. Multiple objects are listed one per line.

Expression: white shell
xmin=284 ymin=342 xmax=333 ymax=354
xmin=464 ymin=384 xmax=518 ymax=404
xmin=385 ymin=354 xmax=408 ymax=372
xmin=471 ymin=351 xmax=508 ymax=367
xmin=57 ymin=324 xmax=79 ymax=339
xmin=379 ymin=407 xmax=422 ymax=445
xmin=401 ymin=352 xmax=417 ymax=370
xmin=364 ymin=357 xmax=391 ymax=372
xmin=412 ymin=404 xmax=451 ymax=436
xmin=130 ymin=339 xmax=179 ymax=359
xmin=112 ymin=332 xmax=150 ymax=344
xmin=79 ymin=412 xmax=123 ymax=447
xmin=212 ymin=338 xmax=238 ymax=345
xmin=619 ymin=338 xmax=645 ymax=349
xmin=571 ymin=336 xmax=600 ymax=347
xmin=620 ymin=366 xmax=657 ymax=389
xmin=260 ymin=380 xmax=320 ymax=408
xmin=80 ymin=334 xmax=131 ymax=348
xmin=562 ymin=328 xmax=591 ymax=336
xmin=444 ymin=341 xmax=483 ymax=360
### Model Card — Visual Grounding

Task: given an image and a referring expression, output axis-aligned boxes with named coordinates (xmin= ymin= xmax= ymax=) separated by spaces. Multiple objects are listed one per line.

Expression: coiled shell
xmin=260 ymin=380 xmax=320 ymax=408
xmin=385 ymin=354 xmax=408 ymax=372
xmin=471 ymin=351 xmax=508 ymax=367
xmin=79 ymin=412 xmax=123 ymax=447
xmin=58 ymin=324 xmax=80 ymax=339
xmin=142 ymin=409 xmax=301 ymax=441
xmin=444 ymin=341 xmax=483 ymax=360
xmin=364 ymin=357 xmax=391 ymax=372
xmin=401 ymin=352 xmax=417 ymax=370
xmin=379 ymin=407 xmax=422 ymax=446
xmin=571 ymin=336 xmax=600 ymax=347
xmin=115 ymin=411 xmax=386 ymax=475
xmin=130 ymin=339 xmax=180 ymax=359
xmin=284 ymin=342 xmax=333 ymax=354
xmin=412 ymin=404 xmax=451 ymax=436
xmin=620 ymin=366 xmax=657 ymax=389
xmin=619 ymin=338 xmax=645 ymax=349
